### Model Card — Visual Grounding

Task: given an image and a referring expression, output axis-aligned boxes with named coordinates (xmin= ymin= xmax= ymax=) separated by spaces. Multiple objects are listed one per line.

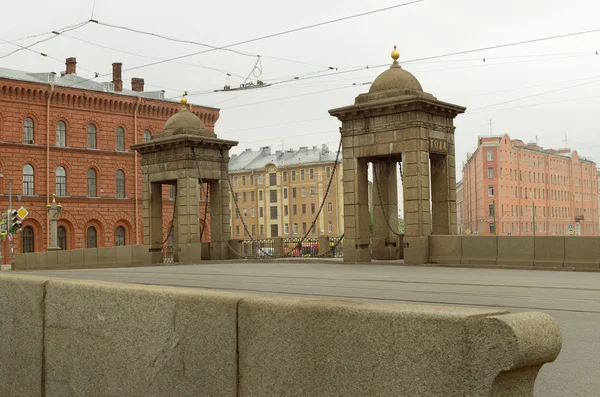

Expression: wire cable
xmin=64 ymin=1 xmax=424 ymax=88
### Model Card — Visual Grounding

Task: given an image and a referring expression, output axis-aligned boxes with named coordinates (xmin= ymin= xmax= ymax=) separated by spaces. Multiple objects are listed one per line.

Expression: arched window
xmin=115 ymin=226 xmax=125 ymax=246
xmin=55 ymin=166 xmax=66 ymax=196
xmin=116 ymin=170 xmax=125 ymax=198
xmin=22 ymin=226 xmax=34 ymax=253
xmin=57 ymin=226 xmax=67 ymax=250
xmin=56 ymin=121 xmax=66 ymax=147
xmin=86 ymin=226 xmax=97 ymax=248
xmin=143 ymin=130 xmax=152 ymax=142
xmin=87 ymin=168 xmax=97 ymax=197
xmin=87 ymin=124 xmax=97 ymax=149
xmin=22 ymin=164 xmax=34 ymax=195
xmin=23 ymin=117 xmax=34 ymax=143
xmin=116 ymin=127 xmax=125 ymax=151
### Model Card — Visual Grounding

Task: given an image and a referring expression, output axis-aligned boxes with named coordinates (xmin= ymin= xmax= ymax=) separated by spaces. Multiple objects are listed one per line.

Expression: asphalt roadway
xmin=21 ymin=262 xmax=600 ymax=397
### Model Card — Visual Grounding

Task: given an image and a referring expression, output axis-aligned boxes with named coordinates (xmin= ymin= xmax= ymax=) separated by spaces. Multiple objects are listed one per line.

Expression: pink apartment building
xmin=458 ymin=134 xmax=599 ymax=236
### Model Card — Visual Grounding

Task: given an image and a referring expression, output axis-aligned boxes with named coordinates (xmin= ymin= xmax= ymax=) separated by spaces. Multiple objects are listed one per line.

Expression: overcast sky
xmin=3 ymin=0 xmax=600 ymax=176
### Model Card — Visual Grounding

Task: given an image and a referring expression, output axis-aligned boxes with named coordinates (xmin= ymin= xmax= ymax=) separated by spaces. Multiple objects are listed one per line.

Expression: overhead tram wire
xmin=63 ymin=0 xmax=424 ymax=89
xmin=60 ymin=32 xmax=247 ymax=79
xmin=92 ymin=20 xmax=336 ymax=70
xmin=0 ymin=20 xmax=90 ymax=60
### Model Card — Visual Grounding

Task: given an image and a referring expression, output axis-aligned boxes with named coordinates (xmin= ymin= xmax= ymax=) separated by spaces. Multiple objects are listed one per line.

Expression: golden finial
xmin=52 ymin=193 xmax=56 ymax=203
xmin=391 ymin=45 xmax=400 ymax=61
xmin=180 ymin=91 xmax=188 ymax=106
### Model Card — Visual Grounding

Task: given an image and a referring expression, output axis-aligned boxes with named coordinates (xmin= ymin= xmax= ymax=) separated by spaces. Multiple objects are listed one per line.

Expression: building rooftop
xmin=230 ymin=144 xmax=340 ymax=172
xmin=0 ymin=66 xmax=172 ymax=101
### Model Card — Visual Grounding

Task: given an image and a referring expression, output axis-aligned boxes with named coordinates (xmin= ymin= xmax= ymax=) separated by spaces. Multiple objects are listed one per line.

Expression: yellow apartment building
xmin=229 ymin=145 xmax=344 ymax=239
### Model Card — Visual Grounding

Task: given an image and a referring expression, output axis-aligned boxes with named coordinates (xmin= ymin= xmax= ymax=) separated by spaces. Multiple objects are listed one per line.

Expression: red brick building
xmin=0 ymin=58 xmax=218 ymax=262
xmin=458 ymin=134 xmax=599 ymax=236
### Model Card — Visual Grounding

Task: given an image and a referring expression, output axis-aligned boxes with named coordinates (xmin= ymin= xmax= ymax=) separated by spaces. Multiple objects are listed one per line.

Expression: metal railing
xmin=283 ymin=237 xmax=319 ymax=257
xmin=163 ymin=245 xmax=174 ymax=264
xmin=240 ymin=239 xmax=275 ymax=259
xmin=328 ymin=236 xmax=344 ymax=258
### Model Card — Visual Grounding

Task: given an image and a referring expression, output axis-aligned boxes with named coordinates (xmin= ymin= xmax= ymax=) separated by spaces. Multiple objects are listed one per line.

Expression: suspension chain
xmin=373 ymin=163 xmax=403 ymax=237
xmin=160 ymin=189 xmax=178 ymax=245
xmin=190 ymin=136 xmax=345 ymax=260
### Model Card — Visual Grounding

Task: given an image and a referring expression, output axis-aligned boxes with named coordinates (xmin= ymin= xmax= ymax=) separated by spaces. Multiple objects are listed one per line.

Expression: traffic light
xmin=8 ymin=210 xmax=21 ymax=233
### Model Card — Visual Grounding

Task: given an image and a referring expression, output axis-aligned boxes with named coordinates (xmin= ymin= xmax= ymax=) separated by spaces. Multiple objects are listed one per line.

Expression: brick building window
xmin=301 ymin=169 xmax=305 ymax=180
xmin=302 ymin=204 xmax=306 ymax=214
xmin=269 ymin=173 xmax=277 ymax=185
xmin=258 ymin=190 xmax=263 ymax=201
xmin=23 ymin=117 xmax=34 ymax=143
xmin=251 ymin=191 xmax=255 ymax=201
xmin=22 ymin=226 xmax=34 ymax=253
xmin=143 ymin=130 xmax=152 ymax=142
xmin=487 ymin=168 xmax=494 ymax=178
xmin=283 ymin=188 xmax=288 ymax=199
xmin=270 ymin=190 xmax=277 ymax=203
xmin=115 ymin=226 xmax=126 ymax=246
xmin=291 ymin=171 xmax=296 ymax=181
xmin=57 ymin=226 xmax=66 ymax=250
xmin=87 ymin=124 xmax=97 ymax=149
xmin=283 ymin=172 xmax=287 ymax=182
xmin=293 ymin=223 xmax=298 ymax=234
xmin=87 ymin=169 xmax=97 ymax=197
xmin=270 ymin=206 xmax=278 ymax=220
xmin=309 ymin=168 xmax=314 ymax=179
xmin=327 ymin=202 xmax=333 ymax=213
xmin=328 ymin=221 xmax=333 ymax=233
xmin=326 ymin=166 xmax=331 ymax=178
xmin=259 ymin=207 xmax=263 ymax=218
xmin=55 ymin=166 xmax=66 ymax=196
xmin=116 ymin=170 xmax=125 ymax=198
xmin=488 ymin=186 xmax=494 ymax=197
xmin=311 ymin=203 xmax=316 ymax=214
xmin=292 ymin=188 xmax=296 ymax=198
xmin=116 ymin=127 xmax=125 ymax=151
xmin=22 ymin=164 xmax=34 ymax=196
xmin=487 ymin=150 xmax=493 ymax=161
xmin=86 ymin=226 xmax=97 ymax=248
xmin=56 ymin=121 xmax=66 ymax=147
xmin=302 ymin=222 xmax=307 ymax=234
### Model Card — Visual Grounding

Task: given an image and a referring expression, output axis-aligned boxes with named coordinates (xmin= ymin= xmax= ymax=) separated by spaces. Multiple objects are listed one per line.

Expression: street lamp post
xmin=46 ymin=194 xmax=63 ymax=251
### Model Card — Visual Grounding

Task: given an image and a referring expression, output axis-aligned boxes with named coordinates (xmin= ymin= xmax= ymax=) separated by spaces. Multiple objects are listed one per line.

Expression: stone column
xmin=372 ymin=161 xmax=399 ymax=260
xmin=430 ymin=153 xmax=454 ymax=235
xmin=176 ymin=177 xmax=201 ymax=263
xmin=343 ymin=157 xmax=371 ymax=263
xmin=402 ymin=140 xmax=431 ymax=265
xmin=209 ymin=179 xmax=231 ymax=260
xmin=149 ymin=182 xmax=163 ymax=264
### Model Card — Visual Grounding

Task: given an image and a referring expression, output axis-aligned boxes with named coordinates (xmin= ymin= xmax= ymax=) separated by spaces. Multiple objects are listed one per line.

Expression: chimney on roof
xmin=65 ymin=57 xmax=77 ymax=75
xmin=112 ymin=62 xmax=123 ymax=92
xmin=131 ymin=77 xmax=144 ymax=92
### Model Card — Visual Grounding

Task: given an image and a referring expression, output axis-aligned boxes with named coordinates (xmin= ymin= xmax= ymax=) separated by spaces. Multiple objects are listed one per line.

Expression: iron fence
xmin=282 ymin=237 xmax=319 ymax=257
xmin=240 ymin=239 xmax=276 ymax=259
xmin=163 ymin=244 xmax=174 ymax=264
xmin=328 ymin=236 xmax=344 ymax=258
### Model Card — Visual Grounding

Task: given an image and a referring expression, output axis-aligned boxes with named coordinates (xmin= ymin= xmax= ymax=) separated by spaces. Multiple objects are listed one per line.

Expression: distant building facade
xmin=229 ymin=145 xmax=344 ymax=239
xmin=459 ymin=134 xmax=599 ymax=236
xmin=0 ymin=57 xmax=218 ymax=262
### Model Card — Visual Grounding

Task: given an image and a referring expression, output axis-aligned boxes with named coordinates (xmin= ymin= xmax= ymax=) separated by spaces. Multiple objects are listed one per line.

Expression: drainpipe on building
xmin=46 ymin=84 xmax=55 ymax=248
xmin=134 ymin=96 xmax=141 ymax=245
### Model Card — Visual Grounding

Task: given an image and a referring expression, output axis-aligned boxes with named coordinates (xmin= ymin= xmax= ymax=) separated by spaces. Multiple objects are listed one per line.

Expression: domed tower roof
xmin=368 ymin=45 xmax=423 ymax=93
xmin=154 ymin=96 xmax=216 ymax=139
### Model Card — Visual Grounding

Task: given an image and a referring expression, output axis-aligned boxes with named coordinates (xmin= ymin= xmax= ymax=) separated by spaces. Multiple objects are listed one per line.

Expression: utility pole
xmin=533 ymin=202 xmax=536 ymax=236
xmin=488 ymin=119 xmax=493 ymax=136
xmin=8 ymin=180 xmax=13 ymax=264
xmin=493 ymin=201 xmax=497 ymax=235
xmin=563 ymin=132 xmax=568 ymax=148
